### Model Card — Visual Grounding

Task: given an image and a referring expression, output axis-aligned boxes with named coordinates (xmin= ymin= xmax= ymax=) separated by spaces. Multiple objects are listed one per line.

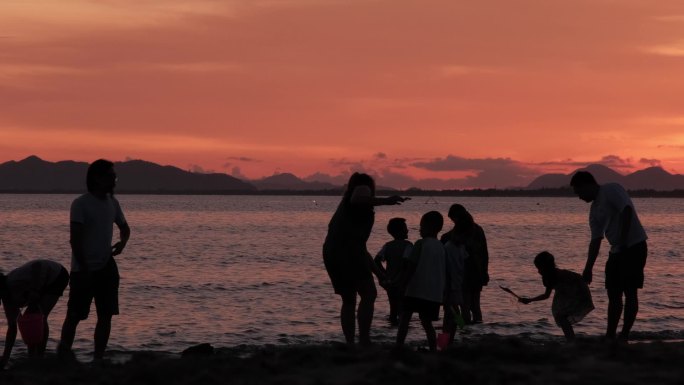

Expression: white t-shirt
xmin=70 ymin=193 xmax=127 ymax=272
xmin=6 ymin=259 xmax=64 ymax=306
xmin=589 ymin=183 xmax=647 ymax=252
xmin=404 ymin=237 xmax=446 ymax=303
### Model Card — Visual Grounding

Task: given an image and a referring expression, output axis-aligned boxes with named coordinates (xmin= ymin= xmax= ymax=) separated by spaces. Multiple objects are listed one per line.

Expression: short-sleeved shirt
xmin=376 ymin=240 xmax=412 ymax=282
xmin=404 ymin=237 xmax=446 ymax=303
xmin=589 ymin=183 xmax=647 ymax=253
xmin=6 ymin=259 xmax=65 ymax=306
xmin=70 ymin=193 xmax=127 ymax=272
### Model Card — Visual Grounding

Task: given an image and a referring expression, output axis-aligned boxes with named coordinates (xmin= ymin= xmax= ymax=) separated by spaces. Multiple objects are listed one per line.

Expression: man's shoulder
xmin=72 ymin=192 xmax=91 ymax=203
xmin=71 ymin=193 xmax=93 ymax=210
xmin=600 ymin=182 xmax=627 ymax=195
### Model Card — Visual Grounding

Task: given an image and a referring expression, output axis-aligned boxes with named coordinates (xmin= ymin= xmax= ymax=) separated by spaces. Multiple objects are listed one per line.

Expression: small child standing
xmin=441 ymin=234 xmax=468 ymax=346
xmin=374 ymin=218 xmax=413 ymax=325
xmin=396 ymin=211 xmax=446 ymax=351
xmin=519 ymin=251 xmax=595 ymax=341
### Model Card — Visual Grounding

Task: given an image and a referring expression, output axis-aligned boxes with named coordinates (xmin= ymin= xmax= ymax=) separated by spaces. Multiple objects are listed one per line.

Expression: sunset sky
xmin=1 ymin=0 xmax=684 ymax=188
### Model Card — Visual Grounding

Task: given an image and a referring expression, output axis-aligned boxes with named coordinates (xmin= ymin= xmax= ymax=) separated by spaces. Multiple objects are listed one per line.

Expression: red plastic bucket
xmin=436 ymin=332 xmax=451 ymax=351
xmin=18 ymin=310 xmax=45 ymax=347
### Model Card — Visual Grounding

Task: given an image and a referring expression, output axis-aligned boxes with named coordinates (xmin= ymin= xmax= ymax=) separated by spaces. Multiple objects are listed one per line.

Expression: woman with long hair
xmin=441 ymin=204 xmax=489 ymax=324
xmin=323 ymin=173 xmax=408 ymax=345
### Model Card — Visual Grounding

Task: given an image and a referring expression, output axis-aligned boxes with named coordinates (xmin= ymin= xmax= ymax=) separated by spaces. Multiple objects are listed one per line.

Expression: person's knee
xmin=96 ymin=315 xmax=113 ymax=327
xmin=362 ymin=290 xmax=377 ymax=303
xmin=359 ymin=286 xmax=377 ymax=302
xmin=624 ymin=288 xmax=638 ymax=300
xmin=63 ymin=313 xmax=82 ymax=326
xmin=341 ymin=292 xmax=357 ymax=306
xmin=607 ymin=288 xmax=624 ymax=301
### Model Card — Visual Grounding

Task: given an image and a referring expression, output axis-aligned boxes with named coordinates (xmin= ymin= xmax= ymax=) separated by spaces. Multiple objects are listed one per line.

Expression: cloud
xmin=374 ymin=152 xmax=387 ymax=160
xmin=3 ymin=0 xmax=684 ymax=180
xmin=226 ymin=156 xmax=261 ymax=162
xmin=538 ymin=155 xmax=635 ymax=170
xmin=310 ymin=154 xmax=541 ymax=189
xmin=409 ymin=155 xmax=540 ymax=188
xmin=142 ymin=62 xmax=243 ymax=73
xmin=639 ymin=158 xmax=662 ymax=167
xmin=188 ymin=164 xmax=215 ymax=173
xmin=327 ymin=158 xmax=368 ymax=169
xmin=411 ymin=155 xmax=529 ymax=172
xmin=644 ymin=40 xmax=684 ymax=57
xmin=309 ymin=153 xmax=663 ymax=189
xmin=304 ymin=172 xmax=349 ymax=186
xmin=230 ymin=166 xmax=248 ymax=179
xmin=593 ymin=155 xmax=634 ymax=169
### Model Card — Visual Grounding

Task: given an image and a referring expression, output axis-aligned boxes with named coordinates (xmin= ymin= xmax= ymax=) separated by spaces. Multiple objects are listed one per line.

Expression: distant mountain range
xmin=1 ymin=156 xmax=683 ymax=193
xmin=0 ymin=156 xmax=341 ymax=193
xmin=0 ymin=156 xmax=255 ymax=193
xmin=251 ymin=173 xmax=338 ymax=191
xmin=526 ymin=164 xmax=684 ymax=191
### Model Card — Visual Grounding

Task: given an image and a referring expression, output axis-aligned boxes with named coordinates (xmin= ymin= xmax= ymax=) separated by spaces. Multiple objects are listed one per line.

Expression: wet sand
xmin=2 ymin=337 xmax=683 ymax=384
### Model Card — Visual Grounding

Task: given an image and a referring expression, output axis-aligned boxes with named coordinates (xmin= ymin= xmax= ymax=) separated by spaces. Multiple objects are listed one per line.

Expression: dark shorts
xmin=605 ymin=241 xmax=647 ymax=290
xmin=44 ymin=267 xmax=70 ymax=297
xmin=67 ymin=258 xmax=120 ymax=320
xmin=323 ymin=246 xmax=373 ymax=296
xmin=403 ymin=296 xmax=441 ymax=322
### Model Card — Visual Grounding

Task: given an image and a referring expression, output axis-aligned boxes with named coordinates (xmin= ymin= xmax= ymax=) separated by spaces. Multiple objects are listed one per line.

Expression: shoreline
xmin=3 ymin=337 xmax=683 ymax=384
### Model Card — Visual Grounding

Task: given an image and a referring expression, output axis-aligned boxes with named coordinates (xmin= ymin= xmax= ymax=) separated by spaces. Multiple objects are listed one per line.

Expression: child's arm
xmin=364 ymin=251 xmax=386 ymax=281
xmin=373 ymin=245 xmax=387 ymax=274
xmin=519 ymin=287 xmax=552 ymax=304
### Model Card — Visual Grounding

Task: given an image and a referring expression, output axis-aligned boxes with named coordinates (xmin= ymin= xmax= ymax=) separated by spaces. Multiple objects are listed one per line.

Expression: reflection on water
xmin=1 ymin=194 xmax=683 ymax=357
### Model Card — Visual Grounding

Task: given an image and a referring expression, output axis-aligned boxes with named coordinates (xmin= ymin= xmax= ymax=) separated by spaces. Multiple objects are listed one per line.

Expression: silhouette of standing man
xmin=58 ymin=159 xmax=130 ymax=359
xmin=570 ymin=171 xmax=647 ymax=342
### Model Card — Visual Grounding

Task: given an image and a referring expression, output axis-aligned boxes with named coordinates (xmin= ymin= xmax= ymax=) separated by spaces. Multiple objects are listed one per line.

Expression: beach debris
xmin=182 ymin=343 xmax=215 ymax=357
xmin=499 ymin=285 xmax=521 ymax=299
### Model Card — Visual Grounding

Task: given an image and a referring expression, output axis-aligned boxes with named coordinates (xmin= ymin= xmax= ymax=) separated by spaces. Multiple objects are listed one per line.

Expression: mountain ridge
xmin=0 ymin=156 xmax=256 ymax=193
xmin=526 ymin=164 xmax=684 ymax=191
xmin=2 ymin=156 xmax=683 ymax=193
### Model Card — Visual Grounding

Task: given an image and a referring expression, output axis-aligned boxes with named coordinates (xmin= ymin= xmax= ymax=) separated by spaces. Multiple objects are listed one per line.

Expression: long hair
xmin=447 ymin=204 xmax=474 ymax=233
xmin=86 ymin=159 xmax=115 ymax=194
xmin=342 ymin=172 xmax=376 ymax=203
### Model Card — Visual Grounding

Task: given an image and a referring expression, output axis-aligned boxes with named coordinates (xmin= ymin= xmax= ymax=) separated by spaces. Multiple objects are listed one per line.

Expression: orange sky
xmin=1 ymin=0 xmax=684 ymax=188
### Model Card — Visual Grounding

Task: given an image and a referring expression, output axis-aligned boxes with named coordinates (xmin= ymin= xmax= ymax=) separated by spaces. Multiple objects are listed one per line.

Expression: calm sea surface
xmin=1 ymin=194 xmax=683 ymax=357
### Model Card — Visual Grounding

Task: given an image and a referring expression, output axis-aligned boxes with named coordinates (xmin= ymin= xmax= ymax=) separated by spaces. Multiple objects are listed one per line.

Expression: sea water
xmin=1 ymin=194 xmax=682 ymax=357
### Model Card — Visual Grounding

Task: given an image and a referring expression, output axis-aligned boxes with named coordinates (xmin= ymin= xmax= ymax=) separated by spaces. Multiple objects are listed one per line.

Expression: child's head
xmin=419 ymin=211 xmax=443 ymax=238
xmin=534 ymin=251 xmax=556 ymax=274
xmin=387 ymin=217 xmax=408 ymax=240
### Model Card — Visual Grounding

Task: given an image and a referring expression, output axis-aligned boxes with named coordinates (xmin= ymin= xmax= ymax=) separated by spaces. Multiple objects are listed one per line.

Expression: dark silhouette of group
xmin=323 ymin=171 xmax=648 ymax=349
xmin=1 ymin=159 xmax=130 ymax=368
xmin=323 ymin=173 xmax=490 ymax=350
xmin=0 ymin=164 xmax=649 ymax=366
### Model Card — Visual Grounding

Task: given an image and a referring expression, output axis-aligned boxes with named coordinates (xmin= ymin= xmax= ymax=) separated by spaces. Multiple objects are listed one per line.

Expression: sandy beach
xmin=2 ymin=337 xmax=682 ymax=384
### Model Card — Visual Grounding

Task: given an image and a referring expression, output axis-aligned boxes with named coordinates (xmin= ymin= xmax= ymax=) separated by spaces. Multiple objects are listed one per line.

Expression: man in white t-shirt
xmin=571 ymin=171 xmax=647 ymax=342
xmin=58 ymin=159 xmax=131 ymax=360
